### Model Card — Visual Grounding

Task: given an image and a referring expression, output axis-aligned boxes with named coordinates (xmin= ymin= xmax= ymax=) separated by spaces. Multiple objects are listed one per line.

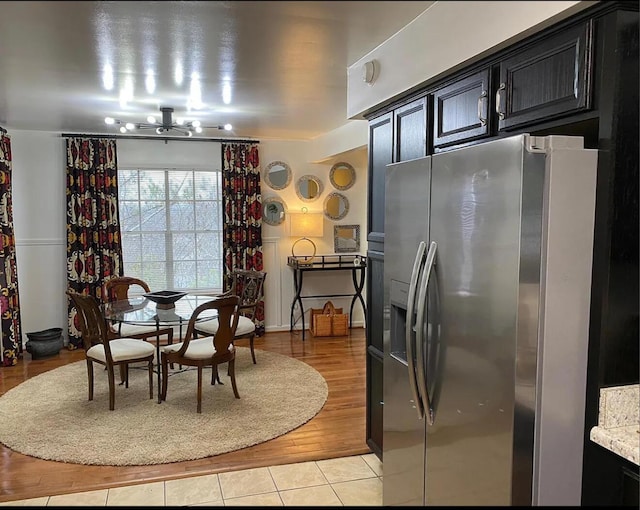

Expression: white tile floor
xmin=0 ymin=454 xmax=383 ymax=507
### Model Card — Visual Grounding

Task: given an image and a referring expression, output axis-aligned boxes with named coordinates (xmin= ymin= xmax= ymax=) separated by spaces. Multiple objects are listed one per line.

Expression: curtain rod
xmin=60 ymin=133 xmax=260 ymax=144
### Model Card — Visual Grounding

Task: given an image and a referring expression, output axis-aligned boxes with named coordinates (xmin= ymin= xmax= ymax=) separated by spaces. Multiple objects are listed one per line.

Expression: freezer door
xmin=383 ymin=156 xmax=431 ymax=506
xmin=384 ymin=156 xmax=432 ymax=287
xmin=426 ymin=135 xmax=528 ymax=505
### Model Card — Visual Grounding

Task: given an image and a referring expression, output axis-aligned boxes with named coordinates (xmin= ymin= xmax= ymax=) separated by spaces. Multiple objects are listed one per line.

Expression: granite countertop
xmin=589 ymin=384 xmax=639 ymax=465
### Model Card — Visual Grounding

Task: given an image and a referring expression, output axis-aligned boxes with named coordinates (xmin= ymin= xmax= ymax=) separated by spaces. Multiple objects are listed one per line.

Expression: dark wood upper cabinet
xmin=368 ymin=112 xmax=393 ymax=242
xmin=496 ymin=21 xmax=593 ymax=130
xmin=393 ymin=97 xmax=427 ymax=162
xmin=433 ymin=69 xmax=490 ymax=148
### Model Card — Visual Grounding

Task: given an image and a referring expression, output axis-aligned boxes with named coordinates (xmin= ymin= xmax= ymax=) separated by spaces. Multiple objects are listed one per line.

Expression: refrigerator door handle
xmin=406 ymin=240 xmax=427 ymax=419
xmin=415 ymin=241 xmax=437 ymax=426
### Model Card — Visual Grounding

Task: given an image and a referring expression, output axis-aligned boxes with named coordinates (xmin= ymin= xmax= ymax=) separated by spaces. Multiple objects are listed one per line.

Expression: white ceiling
xmin=0 ymin=1 xmax=432 ymax=141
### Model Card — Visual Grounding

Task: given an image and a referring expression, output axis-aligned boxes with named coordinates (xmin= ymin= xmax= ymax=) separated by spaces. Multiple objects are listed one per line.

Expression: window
xmin=118 ymin=168 xmax=223 ymax=292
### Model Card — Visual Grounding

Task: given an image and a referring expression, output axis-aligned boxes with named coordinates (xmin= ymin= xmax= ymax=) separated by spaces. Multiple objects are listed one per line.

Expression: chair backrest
xmin=181 ymin=295 xmax=240 ymax=357
xmin=102 ymin=276 xmax=151 ymax=303
xmin=67 ymin=290 xmax=112 ymax=357
xmin=229 ymin=269 xmax=266 ymax=318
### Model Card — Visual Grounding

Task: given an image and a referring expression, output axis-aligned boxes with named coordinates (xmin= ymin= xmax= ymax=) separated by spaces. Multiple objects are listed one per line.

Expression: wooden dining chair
xmin=67 ymin=290 xmax=155 ymax=411
xmin=194 ymin=269 xmax=266 ymax=364
xmin=102 ymin=276 xmax=174 ymax=346
xmin=160 ymin=295 xmax=240 ymax=413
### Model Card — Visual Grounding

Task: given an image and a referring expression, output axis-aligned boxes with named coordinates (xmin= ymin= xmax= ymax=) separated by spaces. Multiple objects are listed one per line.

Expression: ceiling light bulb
xmin=187 ymin=131 xmax=194 ymax=137
xmin=147 ymin=116 xmax=156 ymax=124
xmin=195 ymin=126 xmax=203 ymax=133
xmin=105 ymin=117 xmax=115 ymax=125
xmin=145 ymin=70 xmax=156 ymax=94
xmin=119 ymin=126 xmax=127 ymax=133
xmin=174 ymin=63 xmax=184 ymax=86
xmin=102 ymin=64 xmax=114 ymax=91
xmin=191 ymin=120 xmax=201 ymax=128
xmin=155 ymin=127 xmax=163 ymax=135
xmin=224 ymin=123 xmax=233 ymax=131
xmin=125 ymin=123 xmax=135 ymax=130
xmin=222 ymin=82 xmax=232 ymax=105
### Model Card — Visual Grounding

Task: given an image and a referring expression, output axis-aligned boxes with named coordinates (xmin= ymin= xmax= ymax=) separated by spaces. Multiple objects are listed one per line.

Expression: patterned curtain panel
xmin=0 ymin=133 xmax=23 ymax=366
xmin=221 ymin=142 xmax=264 ymax=334
xmin=66 ymin=137 xmax=123 ymax=349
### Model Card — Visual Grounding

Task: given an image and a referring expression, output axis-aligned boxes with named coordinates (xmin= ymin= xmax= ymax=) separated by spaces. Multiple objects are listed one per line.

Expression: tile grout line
xmin=4 ymin=454 xmax=383 ymax=506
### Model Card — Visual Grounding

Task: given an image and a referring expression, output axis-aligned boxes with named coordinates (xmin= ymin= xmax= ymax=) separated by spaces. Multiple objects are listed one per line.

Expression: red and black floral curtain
xmin=0 ymin=132 xmax=23 ymax=366
xmin=221 ymin=142 xmax=264 ymax=334
xmin=66 ymin=137 xmax=123 ymax=349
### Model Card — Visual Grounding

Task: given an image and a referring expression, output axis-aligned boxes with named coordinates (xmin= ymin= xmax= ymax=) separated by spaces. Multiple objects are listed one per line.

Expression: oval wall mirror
xmin=323 ymin=192 xmax=349 ymax=221
xmin=262 ymin=197 xmax=287 ymax=226
xmin=264 ymin=161 xmax=292 ymax=190
xmin=295 ymin=175 xmax=323 ymax=202
xmin=329 ymin=162 xmax=356 ymax=190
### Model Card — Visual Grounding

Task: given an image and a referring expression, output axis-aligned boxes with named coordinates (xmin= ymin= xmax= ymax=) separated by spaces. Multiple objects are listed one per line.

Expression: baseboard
xmin=264 ymin=323 xmax=366 ymax=333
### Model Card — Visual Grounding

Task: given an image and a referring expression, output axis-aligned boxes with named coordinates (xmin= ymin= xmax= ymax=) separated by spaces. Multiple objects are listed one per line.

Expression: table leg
xmin=155 ymin=319 xmax=162 ymax=404
xmin=290 ymin=269 xmax=306 ymax=340
xmin=350 ymin=267 xmax=367 ymax=329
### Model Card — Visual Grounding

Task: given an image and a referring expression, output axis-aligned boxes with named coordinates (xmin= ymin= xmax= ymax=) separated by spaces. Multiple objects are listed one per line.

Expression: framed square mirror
xmin=334 ymin=224 xmax=360 ymax=253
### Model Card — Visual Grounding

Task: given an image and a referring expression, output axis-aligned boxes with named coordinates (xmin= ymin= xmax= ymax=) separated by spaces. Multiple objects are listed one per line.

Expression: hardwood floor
xmin=0 ymin=328 xmax=369 ymax=502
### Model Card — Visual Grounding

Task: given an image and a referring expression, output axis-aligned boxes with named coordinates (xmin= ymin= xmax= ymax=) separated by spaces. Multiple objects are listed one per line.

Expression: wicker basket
xmin=310 ymin=302 xmax=343 ymax=332
xmin=310 ymin=301 xmax=349 ymax=337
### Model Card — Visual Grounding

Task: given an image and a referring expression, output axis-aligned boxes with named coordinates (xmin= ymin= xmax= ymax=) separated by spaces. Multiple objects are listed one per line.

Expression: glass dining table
xmin=101 ymin=294 xmax=219 ymax=403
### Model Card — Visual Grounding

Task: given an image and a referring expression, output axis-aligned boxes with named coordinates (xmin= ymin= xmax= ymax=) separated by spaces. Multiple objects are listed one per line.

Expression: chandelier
xmin=104 ymin=107 xmax=232 ymax=137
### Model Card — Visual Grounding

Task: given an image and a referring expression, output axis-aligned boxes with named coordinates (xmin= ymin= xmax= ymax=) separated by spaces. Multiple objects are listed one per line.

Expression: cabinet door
xmin=394 ymin=97 xmax=427 ymax=162
xmin=365 ymin=248 xmax=385 ymax=457
xmin=497 ymin=21 xmax=593 ymax=130
xmin=433 ymin=69 xmax=490 ymax=148
xmin=368 ymin=112 xmax=393 ymax=242
xmin=367 ymin=251 xmax=385 ymax=353
xmin=366 ymin=351 xmax=384 ymax=458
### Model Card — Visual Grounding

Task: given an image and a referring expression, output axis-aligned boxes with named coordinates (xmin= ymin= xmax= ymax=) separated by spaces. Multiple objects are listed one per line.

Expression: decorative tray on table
xmin=142 ymin=290 xmax=187 ymax=309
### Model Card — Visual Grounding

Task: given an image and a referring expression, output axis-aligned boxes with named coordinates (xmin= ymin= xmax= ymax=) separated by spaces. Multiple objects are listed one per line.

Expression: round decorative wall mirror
xmin=295 ymin=175 xmax=323 ymax=202
xmin=264 ymin=161 xmax=292 ymax=190
xmin=262 ymin=196 xmax=287 ymax=226
xmin=329 ymin=162 xmax=356 ymax=190
xmin=323 ymin=192 xmax=349 ymax=221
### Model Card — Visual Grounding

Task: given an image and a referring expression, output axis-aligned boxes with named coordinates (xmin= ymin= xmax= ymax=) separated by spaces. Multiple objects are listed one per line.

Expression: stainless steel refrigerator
xmin=382 ymin=134 xmax=598 ymax=506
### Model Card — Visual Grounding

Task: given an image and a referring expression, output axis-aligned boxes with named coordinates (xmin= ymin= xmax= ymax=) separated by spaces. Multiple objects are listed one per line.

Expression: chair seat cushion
xmin=195 ymin=316 xmax=255 ymax=337
xmin=114 ymin=323 xmax=165 ymax=337
xmin=87 ymin=338 xmax=155 ymax=363
xmin=161 ymin=337 xmax=234 ymax=360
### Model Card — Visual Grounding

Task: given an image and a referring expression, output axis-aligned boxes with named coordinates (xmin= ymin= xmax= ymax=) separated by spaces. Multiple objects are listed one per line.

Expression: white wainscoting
xmin=262 ymin=237 xmax=287 ymax=331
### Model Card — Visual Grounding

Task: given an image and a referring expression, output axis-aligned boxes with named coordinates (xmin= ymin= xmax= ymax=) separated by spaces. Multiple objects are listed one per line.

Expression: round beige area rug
xmin=0 ymin=347 xmax=328 ymax=466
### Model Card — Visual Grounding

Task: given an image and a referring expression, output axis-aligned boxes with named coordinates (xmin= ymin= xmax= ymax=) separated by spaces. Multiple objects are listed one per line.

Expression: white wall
xmin=9 ymin=130 xmax=367 ymax=346
xmin=11 ymin=130 xmax=67 ymax=344
xmin=117 ymin=139 xmax=221 ymax=170
xmin=259 ymin=139 xmax=368 ymax=331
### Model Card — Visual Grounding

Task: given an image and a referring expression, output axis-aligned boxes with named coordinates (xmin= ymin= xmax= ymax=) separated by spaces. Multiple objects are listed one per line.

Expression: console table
xmin=288 ymin=254 xmax=367 ymax=341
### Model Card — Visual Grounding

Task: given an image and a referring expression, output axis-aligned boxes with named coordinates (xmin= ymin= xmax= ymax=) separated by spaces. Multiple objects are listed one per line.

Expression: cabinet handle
xmin=496 ymin=83 xmax=506 ymax=120
xmin=477 ymin=90 xmax=488 ymax=126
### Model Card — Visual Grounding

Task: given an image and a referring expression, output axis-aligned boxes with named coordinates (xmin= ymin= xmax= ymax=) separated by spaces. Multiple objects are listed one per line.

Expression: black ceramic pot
xmin=25 ymin=328 xmax=64 ymax=359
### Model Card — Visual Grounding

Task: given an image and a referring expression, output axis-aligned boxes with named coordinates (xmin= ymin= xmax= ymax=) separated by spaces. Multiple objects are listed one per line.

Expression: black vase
xmin=25 ymin=328 xmax=64 ymax=359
